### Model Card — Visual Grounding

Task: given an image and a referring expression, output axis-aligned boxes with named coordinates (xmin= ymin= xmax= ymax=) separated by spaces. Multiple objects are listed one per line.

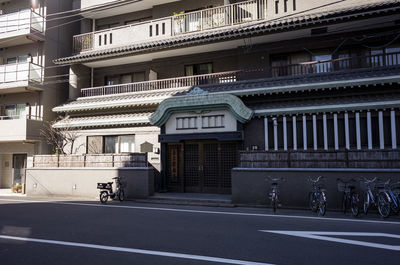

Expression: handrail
xmin=73 ymin=0 xmax=266 ymax=53
xmin=0 ymin=62 xmax=44 ymax=83
xmin=80 ymin=51 xmax=400 ymax=97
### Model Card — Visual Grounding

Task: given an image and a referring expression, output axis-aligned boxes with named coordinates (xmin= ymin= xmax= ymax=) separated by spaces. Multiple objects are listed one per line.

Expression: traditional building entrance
xmin=167 ymin=141 xmax=237 ymax=193
xmin=149 ymin=87 xmax=253 ymax=194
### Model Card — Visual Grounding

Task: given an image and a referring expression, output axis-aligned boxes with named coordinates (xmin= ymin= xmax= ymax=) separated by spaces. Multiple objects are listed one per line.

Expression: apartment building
xmin=0 ymin=0 xmax=76 ymax=193
xmin=53 ymin=0 xmax=400 ymax=194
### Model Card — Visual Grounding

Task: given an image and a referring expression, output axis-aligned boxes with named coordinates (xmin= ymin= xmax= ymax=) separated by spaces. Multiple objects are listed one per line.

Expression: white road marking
xmin=0 ymin=234 xmax=274 ymax=265
xmin=0 ymin=198 xmax=399 ymax=225
xmin=261 ymin=231 xmax=400 ymax=251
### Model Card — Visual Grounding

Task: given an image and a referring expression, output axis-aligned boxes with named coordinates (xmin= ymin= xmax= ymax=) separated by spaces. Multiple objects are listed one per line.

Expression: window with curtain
xmin=104 ymin=136 xmax=119 ymax=153
xmin=89 ymin=135 xmax=135 ymax=154
xmin=119 ymin=135 xmax=135 ymax=153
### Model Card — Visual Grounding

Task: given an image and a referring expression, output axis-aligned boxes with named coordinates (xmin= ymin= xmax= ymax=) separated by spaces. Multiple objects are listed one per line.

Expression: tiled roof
xmin=54 ymin=0 xmax=400 ymax=65
xmin=53 ymin=87 xmax=189 ymax=113
xmin=52 ymin=113 xmax=152 ymax=128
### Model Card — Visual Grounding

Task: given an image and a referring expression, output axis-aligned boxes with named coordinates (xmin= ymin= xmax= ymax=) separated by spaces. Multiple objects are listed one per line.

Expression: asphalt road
xmin=0 ymin=197 xmax=399 ymax=265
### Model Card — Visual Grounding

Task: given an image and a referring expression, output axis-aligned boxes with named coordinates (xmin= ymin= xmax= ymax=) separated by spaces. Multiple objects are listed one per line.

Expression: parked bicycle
xmin=308 ymin=176 xmax=327 ymax=216
xmin=97 ymin=176 xmax=125 ymax=203
xmin=361 ymin=177 xmax=391 ymax=218
xmin=337 ymin=178 xmax=360 ymax=217
xmin=381 ymin=179 xmax=400 ymax=215
xmin=266 ymin=176 xmax=285 ymax=213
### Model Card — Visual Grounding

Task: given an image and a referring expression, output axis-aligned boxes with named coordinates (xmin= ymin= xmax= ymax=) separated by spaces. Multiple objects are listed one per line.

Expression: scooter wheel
xmin=100 ymin=191 xmax=108 ymax=204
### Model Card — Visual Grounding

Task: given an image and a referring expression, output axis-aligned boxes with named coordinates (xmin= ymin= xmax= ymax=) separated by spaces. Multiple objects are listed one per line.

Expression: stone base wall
xmin=26 ymin=167 xmax=154 ymax=199
xmin=232 ymin=168 xmax=400 ymax=209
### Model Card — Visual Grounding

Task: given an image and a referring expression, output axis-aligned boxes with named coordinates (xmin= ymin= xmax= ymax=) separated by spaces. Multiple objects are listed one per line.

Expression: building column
xmin=355 ymin=112 xmax=361 ymax=150
xmin=344 ymin=112 xmax=350 ymax=150
xmin=367 ymin=111 xmax=373 ymax=149
xmin=303 ymin=115 xmax=307 ymax=150
xmin=378 ymin=111 xmax=384 ymax=149
xmin=323 ymin=113 xmax=328 ymax=150
xmin=391 ymin=110 xmax=397 ymax=149
xmin=273 ymin=117 xmax=278 ymax=151
xmin=283 ymin=116 xmax=287 ymax=151
xmin=313 ymin=114 xmax=317 ymax=150
xmin=334 ymin=113 xmax=339 ymax=150
xmin=264 ymin=117 xmax=269 ymax=151
xmin=292 ymin=116 xmax=297 ymax=150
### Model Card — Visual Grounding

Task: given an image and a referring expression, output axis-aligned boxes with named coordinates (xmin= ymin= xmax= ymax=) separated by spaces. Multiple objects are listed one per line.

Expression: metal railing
xmin=73 ymin=0 xmax=267 ymax=53
xmin=0 ymin=62 xmax=44 ymax=84
xmin=0 ymin=115 xmax=42 ymax=121
xmin=0 ymin=9 xmax=44 ymax=34
xmin=81 ymin=70 xmax=240 ymax=97
xmin=80 ymin=51 xmax=400 ymax=97
xmin=271 ymin=52 xmax=400 ymax=77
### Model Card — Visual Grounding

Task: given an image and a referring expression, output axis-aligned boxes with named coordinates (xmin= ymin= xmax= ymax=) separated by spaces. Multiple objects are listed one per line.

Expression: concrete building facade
xmin=53 ymin=0 xmax=400 ymax=199
xmin=0 ymin=0 xmax=77 ymax=193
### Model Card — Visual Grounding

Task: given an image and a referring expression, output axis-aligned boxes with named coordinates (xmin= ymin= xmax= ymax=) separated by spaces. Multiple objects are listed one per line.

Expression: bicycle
xmin=361 ymin=177 xmax=391 ymax=218
xmin=266 ymin=176 xmax=285 ymax=213
xmin=97 ymin=176 xmax=125 ymax=204
xmin=381 ymin=179 xmax=400 ymax=215
xmin=337 ymin=178 xmax=360 ymax=217
xmin=308 ymin=176 xmax=327 ymax=216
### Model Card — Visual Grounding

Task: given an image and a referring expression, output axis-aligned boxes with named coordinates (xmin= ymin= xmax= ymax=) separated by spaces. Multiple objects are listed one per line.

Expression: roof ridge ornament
xmin=187 ymin=87 xmax=209 ymax=96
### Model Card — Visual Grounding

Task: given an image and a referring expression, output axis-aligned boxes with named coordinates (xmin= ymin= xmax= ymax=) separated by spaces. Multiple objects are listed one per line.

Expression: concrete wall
xmin=232 ymin=168 xmax=400 ymax=209
xmin=26 ymin=167 xmax=154 ymax=199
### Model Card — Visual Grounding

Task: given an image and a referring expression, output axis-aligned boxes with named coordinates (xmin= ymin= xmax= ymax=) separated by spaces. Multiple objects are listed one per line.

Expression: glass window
xmin=121 ymin=74 xmax=133 ymax=84
xmin=7 ymin=57 xmax=17 ymax=64
xmin=16 ymin=104 xmax=26 ymax=119
xmin=87 ymin=136 xmax=103 ymax=154
xmin=5 ymin=105 xmax=16 ymax=118
xmin=105 ymin=75 xmax=120 ymax=86
xmin=185 ymin=63 xmax=213 ymax=76
xmin=104 ymin=136 xmax=118 ymax=153
xmin=120 ymin=135 xmax=135 ymax=153
xmin=133 ymin=72 xmax=146 ymax=82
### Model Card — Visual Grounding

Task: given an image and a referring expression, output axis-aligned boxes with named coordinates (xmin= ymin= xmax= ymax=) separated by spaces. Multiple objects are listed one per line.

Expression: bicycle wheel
xmin=342 ymin=193 xmax=348 ymax=214
xmin=377 ymin=192 xmax=391 ymax=218
xmin=100 ymin=191 xmax=108 ymax=204
xmin=363 ymin=192 xmax=370 ymax=215
xmin=350 ymin=193 xmax=360 ymax=217
xmin=308 ymin=192 xmax=317 ymax=212
xmin=118 ymin=189 xmax=125 ymax=202
xmin=319 ymin=201 xmax=326 ymax=216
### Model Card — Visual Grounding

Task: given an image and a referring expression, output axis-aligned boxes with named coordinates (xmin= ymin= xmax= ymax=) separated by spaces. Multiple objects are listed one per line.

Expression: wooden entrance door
xmin=166 ymin=141 xmax=237 ymax=193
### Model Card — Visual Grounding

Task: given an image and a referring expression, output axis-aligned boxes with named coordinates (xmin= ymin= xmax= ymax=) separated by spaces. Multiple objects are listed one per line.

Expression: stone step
xmin=135 ymin=193 xmax=234 ymax=207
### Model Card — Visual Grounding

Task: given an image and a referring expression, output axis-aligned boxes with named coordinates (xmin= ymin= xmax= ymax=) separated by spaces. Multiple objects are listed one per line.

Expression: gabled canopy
xmin=149 ymin=88 xmax=253 ymax=127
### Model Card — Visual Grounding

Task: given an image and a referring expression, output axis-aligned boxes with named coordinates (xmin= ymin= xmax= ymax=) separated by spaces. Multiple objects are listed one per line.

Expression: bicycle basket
xmin=97 ymin=183 xmax=111 ymax=189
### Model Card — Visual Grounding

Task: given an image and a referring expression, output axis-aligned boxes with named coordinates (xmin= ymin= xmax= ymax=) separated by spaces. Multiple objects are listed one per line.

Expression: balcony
xmin=73 ymin=0 xmax=267 ymax=53
xmin=80 ymin=0 xmax=181 ymax=19
xmin=0 ymin=116 xmax=43 ymax=142
xmin=80 ymin=51 xmax=400 ymax=98
xmin=0 ymin=9 xmax=45 ymax=48
xmin=0 ymin=62 xmax=44 ymax=94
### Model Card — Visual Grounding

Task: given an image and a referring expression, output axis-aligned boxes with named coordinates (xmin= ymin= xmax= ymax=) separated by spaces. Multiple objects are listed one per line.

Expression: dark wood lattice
xmin=184 ymin=144 xmax=199 ymax=187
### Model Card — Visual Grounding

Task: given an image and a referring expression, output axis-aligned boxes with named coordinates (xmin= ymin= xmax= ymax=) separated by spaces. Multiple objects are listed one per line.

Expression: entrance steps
xmin=135 ymin=192 xmax=234 ymax=207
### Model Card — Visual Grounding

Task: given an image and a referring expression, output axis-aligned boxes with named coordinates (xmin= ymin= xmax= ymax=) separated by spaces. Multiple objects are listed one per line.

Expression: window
xmin=7 ymin=56 xmax=29 ymax=65
xmin=176 ymin=117 xmax=197 ymax=130
xmin=104 ymin=72 xmax=146 ymax=86
xmin=2 ymin=104 xmax=26 ymax=119
xmin=96 ymin=23 xmax=120 ymax=31
xmin=88 ymin=135 xmax=135 ymax=154
xmin=202 ymin=115 xmax=225 ymax=129
xmin=185 ymin=63 xmax=213 ymax=76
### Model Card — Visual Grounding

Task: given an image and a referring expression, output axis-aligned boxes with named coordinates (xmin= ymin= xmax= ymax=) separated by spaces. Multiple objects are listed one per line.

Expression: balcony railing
xmin=0 ymin=9 xmax=44 ymax=34
xmin=80 ymin=51 xmax=400 ymax=98
xmin=73 ymin=0 xmax=267 ymax=53
xmin=0 ymin=62 xmax=44 ymax=84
